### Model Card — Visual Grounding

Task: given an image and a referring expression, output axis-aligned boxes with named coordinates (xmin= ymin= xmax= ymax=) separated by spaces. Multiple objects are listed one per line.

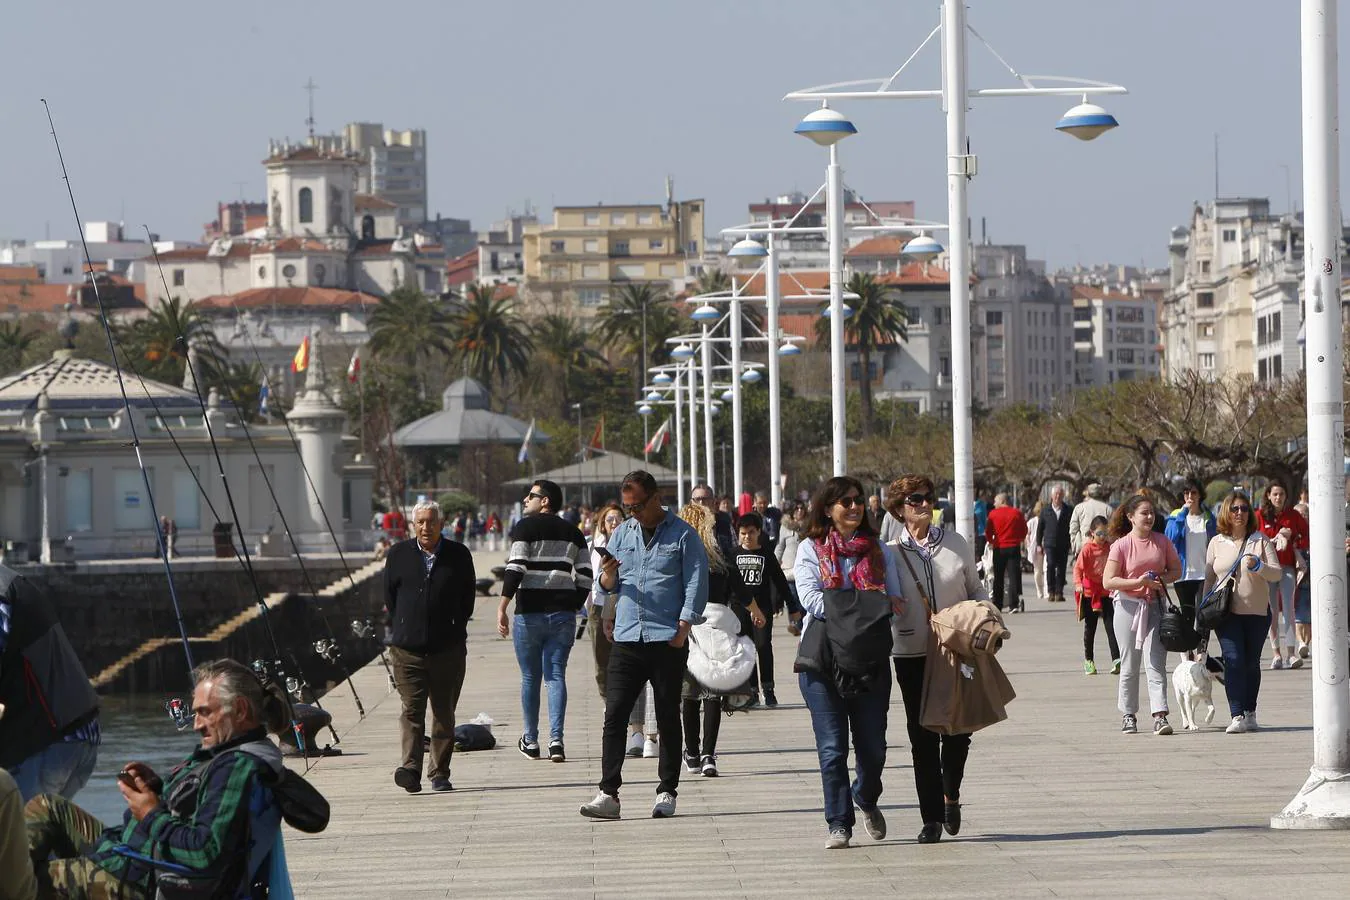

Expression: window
xmin=985 ymin=311 xmax=1003 ymax=326
xmin=638 ymin=212 xmax=654 ymax=225
xmin=172 ymin=269 xmax=185 ymax=286
xmin=1200 ymin=260 xmax=1211 ymax=274
xmin=583 ymin=239 xmax=599 ymax=253
xmin=1196 ymin=291 xmax=1215 ymax=309
xmin=550 ymin=240 xmax=566 ymax=253
xmin=849 ymin=362 xmax=879 ymax=382
xmin=1222 ymin=228 xmax=1237 ymax=242
xmin=934 ymin=307 xmax=947 ymax=325
xmin=1258 ymin=357 xmax=1269 ymax=382
xmin=616 ymin=263 xmax=645 ymax=279
xmin=1272 ymin=354 xmax=1283 ymax=380
xmin=582 ymin=264 xmax=602 ymax=279
xmin=1199 ymin=323 xmax=1214 ymax=337
xmin=173 ymin=468 xmax=200 ymax=530
xmin=298 ymin=187 xmax=313 ymax=223
xmin=114 ymin=468 xmax=154 ymax=531
xmin=257 ymin=265 xmax=267 ymax=279
xmin=649 ymin=238 xmax=664 ymax=251
xmin=584 ymin=213 xmax=600 ymax=226
xmin=1117 ymin=348 xmax=1136 ymax=364
xmin=612 ymin=240 xmax=630 ymax=256
xmin=64 ymin=469 xmax=92 ymax=533
xmin=62 ymin=263 xmax=74 ymax=275
xmin=315 ymin=263 xmax=326 ymax=284
xmin=939 ymin=356 xmax=951 ymax=377
xmin=282 ymin=264 xmax=297 ymax=279
xmin=361 ymin=215 xmax=375 ymax=241
xmin=687 ymin=241 xmax=699 ymax=254
xmin=578 ymin=288 xmax=605 ymax=307
xmin=610 ymin=213 xmax=626 ymax=226
xmin=659 ymin=263 xmax=677 ymax=277
xmin=1199 ymin=352 xmax=1216 ymax=369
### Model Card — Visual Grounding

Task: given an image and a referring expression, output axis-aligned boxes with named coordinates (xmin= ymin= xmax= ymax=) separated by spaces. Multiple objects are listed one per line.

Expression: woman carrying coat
xmin=795 ymin=476 xmax=903 ymax=851
xmin=887 ymin=473 xmax=988 ymax=844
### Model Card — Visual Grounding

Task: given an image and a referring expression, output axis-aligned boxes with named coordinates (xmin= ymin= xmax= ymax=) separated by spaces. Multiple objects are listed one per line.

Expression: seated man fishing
xmin=8 ymin=658 xmax=326 ymax=899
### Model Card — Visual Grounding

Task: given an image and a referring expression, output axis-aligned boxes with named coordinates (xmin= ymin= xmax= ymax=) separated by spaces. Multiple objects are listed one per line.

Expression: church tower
xmin=263 ymin=137 xmax=360 ymax=241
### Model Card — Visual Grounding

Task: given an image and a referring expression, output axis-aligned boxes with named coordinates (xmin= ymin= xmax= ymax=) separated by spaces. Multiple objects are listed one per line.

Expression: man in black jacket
xmin=1036 ymin=485 xmax=1074 ymax=602
xmin=384 ymin=500 xmax=476 ymax=793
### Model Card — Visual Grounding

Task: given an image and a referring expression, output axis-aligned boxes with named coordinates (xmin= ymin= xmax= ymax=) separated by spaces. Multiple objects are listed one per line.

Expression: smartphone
xmin=117 ymin=770 xmax=138 ymax=787
xmin=595 ymin=546 xmax=614 ymax=561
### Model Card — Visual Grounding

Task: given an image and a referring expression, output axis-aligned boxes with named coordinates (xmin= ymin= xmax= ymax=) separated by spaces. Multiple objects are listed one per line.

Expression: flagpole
xmin=643 ymin=415 xmax=650 ymax=463
xmin=357 ymin=363 xmax=366 ymax=457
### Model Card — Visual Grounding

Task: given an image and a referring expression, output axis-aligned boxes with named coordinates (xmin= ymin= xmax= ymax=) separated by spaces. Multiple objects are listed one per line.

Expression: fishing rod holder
xmin=313 ymin=639 xmax=340 ymax=663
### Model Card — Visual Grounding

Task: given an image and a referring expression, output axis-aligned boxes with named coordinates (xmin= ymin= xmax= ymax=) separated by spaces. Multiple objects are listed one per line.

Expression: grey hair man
xmin=1069 ymin=483 xmax=1114 ymax=560
xmin=385 ymin=500 xmax=477 ymax=793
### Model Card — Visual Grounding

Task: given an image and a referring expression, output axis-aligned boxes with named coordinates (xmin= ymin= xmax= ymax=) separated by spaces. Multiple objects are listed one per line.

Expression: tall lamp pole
xmin=702 ymin=323 xmax=715 ymax=490
xmin=1272 ymin=0 xmax=1350 ymax=830
xmin=687 ymin=356 xmax=699 ymax=491
xmin=672 ymin=365 xmax=685 ymax=509
xmin=765 ymin=235 xmax=784 ymax=507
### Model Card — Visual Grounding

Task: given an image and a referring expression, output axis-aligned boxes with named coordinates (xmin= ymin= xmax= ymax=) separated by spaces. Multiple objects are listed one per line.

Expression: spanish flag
xmin=291 ymin=336 xmax=311 ymax=373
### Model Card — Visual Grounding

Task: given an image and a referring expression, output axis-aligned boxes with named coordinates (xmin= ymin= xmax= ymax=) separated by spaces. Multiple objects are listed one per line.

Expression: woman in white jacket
xmin=679 ymin=503 xmax=763 ymax=777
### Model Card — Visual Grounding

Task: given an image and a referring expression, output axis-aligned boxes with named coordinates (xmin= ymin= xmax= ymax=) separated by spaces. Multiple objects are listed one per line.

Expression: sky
xmin=1 ymin=1 xmax=1346 ymax=270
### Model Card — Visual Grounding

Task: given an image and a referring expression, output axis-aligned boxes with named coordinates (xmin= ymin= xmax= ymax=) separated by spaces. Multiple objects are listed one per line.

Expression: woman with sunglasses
xmin=1072 ymin=515 xmax=1121 ymax=675
xmin=1205 ymin=491 xmax=1283 ymax=733
xmin=886 ymin=474 xmax=987 ymax=844
xmin=794 ymin=476 xmax=903 ymax=850
xmin=1102 ymin=494 xmax=1183 ymax=735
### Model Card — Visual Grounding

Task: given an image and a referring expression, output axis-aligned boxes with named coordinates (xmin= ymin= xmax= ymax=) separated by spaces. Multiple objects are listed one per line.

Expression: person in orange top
xmin=1073 ymin=516 xmax=1121 ymax=675
xmin=984 ymin=493 xmax=1028 ymax=614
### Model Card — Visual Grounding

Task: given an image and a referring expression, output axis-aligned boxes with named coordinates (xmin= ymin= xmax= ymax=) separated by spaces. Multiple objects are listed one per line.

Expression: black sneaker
xmin=430 ymin=775 xmax=453 ymax=792
xmin=684 ymin=751 xmax=701 ymax=774
xmin=548 ymin=741 xmax=565 ymax=763
xmin=518 ymin=736 xmax=541 ymax=759
xmin=1121 ymin=714 xmax=1138 ymax=734
xmin=763 ymin=689 xmax=779 ymax=708
xmin=745 ymin=693 xmax=761 ymax=710
xmin=393 ymin=766 xmax=422 ymax=793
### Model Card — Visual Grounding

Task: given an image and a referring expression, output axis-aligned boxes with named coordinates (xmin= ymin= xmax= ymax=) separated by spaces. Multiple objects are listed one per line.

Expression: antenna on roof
xmin=304 ymin=77 xmax=319 ymax=141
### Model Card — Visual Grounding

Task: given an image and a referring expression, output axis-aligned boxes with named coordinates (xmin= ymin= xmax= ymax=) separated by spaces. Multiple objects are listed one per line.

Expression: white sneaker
xmin=1270 ymin=656 xmax=1284 ymax=670
xmin=625 ymin=732 xmax=644 ymax=757
xmin=579 ymin=792 xmax=620 ymax=820
xmin=1288 ymin=654 xmax=1304 ymax=670
xmin=651 ymin=791 xmax=676 ymax=818
xmin=1225 ymin=715 xmax=1248 ymax=734
xmin=1297 ymin=641 xmax=1311 ymax=659
xmin=642 ymin=737 xmax=658 ymax=758
xmin=1244 ymin=711 xmax=1260 ymax=731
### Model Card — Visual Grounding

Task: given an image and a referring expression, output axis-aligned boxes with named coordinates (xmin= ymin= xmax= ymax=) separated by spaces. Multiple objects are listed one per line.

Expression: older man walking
xmin=581 ymin=471 xmax=708 ymax=821
xmin=1037 ymin=486 xmax=1074 ymax=602
xmin=385 ymin=500 xmax=476 ymax=793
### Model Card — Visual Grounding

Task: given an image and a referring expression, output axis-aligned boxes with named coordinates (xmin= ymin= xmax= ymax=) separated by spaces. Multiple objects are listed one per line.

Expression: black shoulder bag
xmin=1196 ymin=537 xmax=1251 ymax=631
xmin=1158 ymin=583 xmax=1201 ymax=653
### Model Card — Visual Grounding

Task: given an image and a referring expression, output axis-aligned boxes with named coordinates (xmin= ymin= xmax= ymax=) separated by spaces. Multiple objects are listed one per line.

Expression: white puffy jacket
xmin=686 ymin=603 xmax=757 ymax=692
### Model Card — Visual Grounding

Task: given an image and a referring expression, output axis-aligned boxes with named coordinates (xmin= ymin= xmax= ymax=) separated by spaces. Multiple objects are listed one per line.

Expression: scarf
xmin=898 ymin=524 xmax=944 ymax=563
xmin=816 ymin=529 xmax=887 ymax=592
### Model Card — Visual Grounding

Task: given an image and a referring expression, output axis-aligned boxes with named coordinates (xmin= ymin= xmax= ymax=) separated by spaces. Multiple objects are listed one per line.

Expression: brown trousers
xmin=391 ymin=644 xmax=466 ymax=780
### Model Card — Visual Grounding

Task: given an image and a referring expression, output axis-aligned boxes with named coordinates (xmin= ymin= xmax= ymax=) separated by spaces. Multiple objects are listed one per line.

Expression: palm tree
xmin=118 ymin=296 xmax=227 ymax=384
xmin=446 ymin=281 xmax=534 ymax=390
xmin=532 ymin=312 xmax=605 ymax=415
xmin=814 ymin=272 xmax=909 ymax=436
xmin=205 ymin=359 xmax=265 ymax=419
xmin=695 ymin=268 xmax=731 ymax=295
xmin=368 ymin=286 xmax=454 ymax=369
xmin=597 ymin=282 xmax=670 ymax=393
xmin=0 ymin=321 xmax=37 ymax=374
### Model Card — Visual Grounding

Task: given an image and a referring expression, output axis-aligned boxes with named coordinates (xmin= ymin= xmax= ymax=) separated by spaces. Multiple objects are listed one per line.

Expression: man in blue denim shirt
xmin=580 ymin=471 xmax=708 ymax=821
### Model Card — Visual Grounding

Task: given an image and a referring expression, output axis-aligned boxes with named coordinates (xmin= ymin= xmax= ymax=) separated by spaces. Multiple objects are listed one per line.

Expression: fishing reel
xmin=165 ymin=697 xmax=194 ymax=731
xmin=313 ymin=639 xmax=340 ymax=663
xmin=351 ymin=618 xmax=376 ymax=641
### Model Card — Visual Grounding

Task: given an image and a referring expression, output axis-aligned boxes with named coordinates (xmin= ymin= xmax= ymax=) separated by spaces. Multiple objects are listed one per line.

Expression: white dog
xmin=1172 ymin=652 xmax=1215 ymax=731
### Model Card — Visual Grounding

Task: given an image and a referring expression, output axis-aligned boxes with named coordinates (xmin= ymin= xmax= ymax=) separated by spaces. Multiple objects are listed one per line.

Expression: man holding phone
xmin=580 ymin=471 xmax=708 ymax=821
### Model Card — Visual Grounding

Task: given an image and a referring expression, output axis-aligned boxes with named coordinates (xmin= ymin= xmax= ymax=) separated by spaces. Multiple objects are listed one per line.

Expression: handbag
xmin=1197 ymin=537 xmax=1252 ymax=631
xmin=1158 ymin=584 xmax=1201 ymax=652
xmin=792 ymin=616 xmax=831 ymax=674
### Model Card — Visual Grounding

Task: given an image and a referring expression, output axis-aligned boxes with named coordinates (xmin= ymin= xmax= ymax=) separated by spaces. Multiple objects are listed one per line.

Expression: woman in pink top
xmin=1102 ymin=494 xmax=1182 ymax=736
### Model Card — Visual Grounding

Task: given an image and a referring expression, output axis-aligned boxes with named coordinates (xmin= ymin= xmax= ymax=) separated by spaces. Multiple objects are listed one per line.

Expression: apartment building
xmin=343 ymin=123 xmax=428 ymax=228
xmin=520 ymin=197 xmax=704 ymax=316
xmin=1071 ymin=285 xmax=1160 ymax=386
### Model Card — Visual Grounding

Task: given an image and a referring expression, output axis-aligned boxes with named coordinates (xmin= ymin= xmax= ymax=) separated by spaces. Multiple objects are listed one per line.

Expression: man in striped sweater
xmin=497 ymin=480 xmax=593 ymax=762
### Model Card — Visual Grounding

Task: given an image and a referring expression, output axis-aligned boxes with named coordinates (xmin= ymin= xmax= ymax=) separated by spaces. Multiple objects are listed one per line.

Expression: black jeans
xmin=599 ymin=640 xmax=688 ymax=797
xmin=1079 ymin=593 xmax=1121 ymax=662
xmin=751 ymin=611 xmax=775 ymax=692
xmin=894 ymin=655 xmax=970 ymax=825
xmin=991 ymin=546 xmax=1022 ymax=611
xmin=682 ymin=698 xmax=721 ymax=758
xmin=1045 ymin=546 xmax=1069 ymax=596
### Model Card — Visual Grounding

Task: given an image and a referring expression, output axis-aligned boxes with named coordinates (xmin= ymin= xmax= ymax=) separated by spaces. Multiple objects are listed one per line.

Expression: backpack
xmin=822 ymin=588 xmax=893 ymax=695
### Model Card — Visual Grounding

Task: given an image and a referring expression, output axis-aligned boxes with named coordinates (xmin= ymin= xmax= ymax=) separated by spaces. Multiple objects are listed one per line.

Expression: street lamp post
xmin=687 ymin=356 xmax=699 ymax=491
xmin=785 ymin=0 xmax=1125 ymax=539
xmin=672 ymin=364 xmax=685 ymax=509
xmin=702 ymin=323 xmax=715 ymax=490
xmin=765 ymin=235 xmax=783 ymax=507
xmin=1272 ymin=0 xmax=1350 ymax=830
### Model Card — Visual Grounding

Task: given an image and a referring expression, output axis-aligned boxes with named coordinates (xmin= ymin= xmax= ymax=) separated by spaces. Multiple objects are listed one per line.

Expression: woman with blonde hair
xmin=677 ymin=502 xmax=761 ymax=777
xmin=1026 ymin=499 xmax=1047 ymax=603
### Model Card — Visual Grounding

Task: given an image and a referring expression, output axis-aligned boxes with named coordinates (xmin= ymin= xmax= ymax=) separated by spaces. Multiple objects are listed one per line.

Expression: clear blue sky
xmin=1 ymin=1 xmax=1344 ymax=268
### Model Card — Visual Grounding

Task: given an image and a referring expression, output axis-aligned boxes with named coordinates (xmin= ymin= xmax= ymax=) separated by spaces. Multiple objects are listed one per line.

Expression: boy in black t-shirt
xmin=735 ymin=513 xmax=803 ymax=708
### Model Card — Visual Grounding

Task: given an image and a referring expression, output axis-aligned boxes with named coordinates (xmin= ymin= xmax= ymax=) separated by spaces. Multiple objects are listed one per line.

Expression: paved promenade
xmin=287 ymin=565 xmax=1349 ymax=898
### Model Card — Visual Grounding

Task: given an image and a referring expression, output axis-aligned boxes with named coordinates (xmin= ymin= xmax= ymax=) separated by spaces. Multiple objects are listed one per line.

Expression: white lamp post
xmin=794 ymin=105 xmax=856 ymax=476
xmin=727 ymin=237 xmax=769 ymax=499
xmin=1271 ymin=0 xmax=1350 ymax=830
xmin=672 ymin=360 xmax=685 ymax=509
xmin=687 ymin=356 xmax=699 ymax=491
xmin=785 ymin=0 xmax=1125 ymax=541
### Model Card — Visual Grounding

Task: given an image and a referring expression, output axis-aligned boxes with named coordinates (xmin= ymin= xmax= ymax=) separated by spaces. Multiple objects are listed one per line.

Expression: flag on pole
xmin=258 ymin=380 xmax=270 ymax=418
xmin=346 ymin=347 xmax=361 ymax=383
xmin=644 ymin=416 xmax=671 ymax=455
xmin=518 ymin=418 xmax=535 ymax=464
xmin=290 ymin=336 xmax=311 ymax=373
xmin=587 ymin=414 xmax=605 ymax=453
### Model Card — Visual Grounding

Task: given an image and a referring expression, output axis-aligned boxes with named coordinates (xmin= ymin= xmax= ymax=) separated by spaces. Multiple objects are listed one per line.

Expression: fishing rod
xmin=235 ymin=326 xmax=397 ymax=691
xmin=40 ymin=99 xmax=196 ymax=686
xmin=113 ymin=334 xmax=344 ymax=751
xmin=144 ymin=236 xmax=368 ymax=730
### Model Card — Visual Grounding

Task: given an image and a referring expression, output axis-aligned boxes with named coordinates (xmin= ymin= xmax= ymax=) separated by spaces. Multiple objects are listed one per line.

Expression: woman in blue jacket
xmin=1164 ymin=481 xmax=1217 ymax=628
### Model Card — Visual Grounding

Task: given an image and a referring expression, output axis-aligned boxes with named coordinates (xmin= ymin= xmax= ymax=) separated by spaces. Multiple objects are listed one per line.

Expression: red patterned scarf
xmin=816 ymin=529 xmax=887 ymax=592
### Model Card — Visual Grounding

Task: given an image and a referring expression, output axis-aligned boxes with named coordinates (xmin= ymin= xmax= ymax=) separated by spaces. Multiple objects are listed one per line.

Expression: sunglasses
xmin=622 ymin=494 xmax=651 ymax=514
xmin=835 ymin=496 xmax=864 ymax=509
xmin=1092 ymin=530 xmax=1108 ymax=539
xmin=905 ymin=493 xmax=936 ymax=506
xmin=1231 ymin=504 xmax=1250 ymax=513
xmin=692 ymin=494 xmax=714 ymax=504
xmin=525 ymin=491 xmax=546 ymax=501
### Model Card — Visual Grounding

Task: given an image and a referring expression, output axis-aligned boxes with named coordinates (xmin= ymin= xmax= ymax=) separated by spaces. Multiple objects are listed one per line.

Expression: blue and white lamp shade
xmin=1055 ymin=102 xmax=1119 ymax=141
xmin=638 ymin=403 xmax=654 ymax=415
xmin=741 ymin=368 xmax=762 ymax=384
xmin=721 ymin=389 xmax=735 ymax=402
xmin=778 ymin=342 xmax=802 ymax=356
xmin=727 ymin=237 xmax=767 ymax=259
xmin=794 ymin=107 xmax=858 ymax=147
xmin=670 ymin=343 xmax=695 ymax=360
xmin=820 ymin=303 xmax=854 ymax=319
xmin=901 ymin=234 xmax=944 ymax=260
xmin=646 ymin=390 xmax=664 ymax=402
xmin=652 ymin=372 xmax=673 ymax=385
xmin=691 ymin=304 xmax=720 ymax=321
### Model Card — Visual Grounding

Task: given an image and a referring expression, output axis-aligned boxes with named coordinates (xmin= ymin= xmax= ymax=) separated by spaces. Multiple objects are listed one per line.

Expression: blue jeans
xmin=799 ymin=667 xmax=890 ymax=831
xmin=1216 ymin=611 xmax=1271 ymax=718
xmin=513 ymin=611 xmax=577 ymax=743
xmin=10 ymin=739 xmax=99 ymax=802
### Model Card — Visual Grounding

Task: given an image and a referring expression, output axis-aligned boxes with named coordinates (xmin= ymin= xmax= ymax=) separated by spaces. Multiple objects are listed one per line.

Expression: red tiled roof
xmin=1071 ymin=284 xmax=1142 ymax=302
xmin=735 ymin=266 xmax=953 ymax=295
xmin=0 ymin=266 xmax=43 ymax=283
xmin=876 ymin=264 xmax=954 ymax=286
xmin=263 ymin=146 xmax=356 ymax=165
xmin=0 ymin=281 xmax=144 ymax=316
xmin=192 ymin=287 xmax=381 ymax=311
xmin=150 ymin=243 xmax=251 ymax=262
xmin=355 ymin=193 xmax=397 ymax=210
xmin=846 ymin=236 xmax=905 ymax=257
xmin=446 ymin=249 xmax=478 ymax=287
xmin=257 ymin=238 xmax=330 ymax=254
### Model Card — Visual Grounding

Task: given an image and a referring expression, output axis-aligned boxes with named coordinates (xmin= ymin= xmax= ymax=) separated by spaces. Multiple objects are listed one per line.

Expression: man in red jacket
xmin=984 ymin=493 xmax=1028 ymax=613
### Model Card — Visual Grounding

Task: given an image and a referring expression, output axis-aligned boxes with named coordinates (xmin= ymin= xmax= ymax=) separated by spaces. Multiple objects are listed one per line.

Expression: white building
xmin=1 ymin=222 xmax=152 ymax=285
xmin=1071 ymin=285 xmax=1160 ymax=387
xmin=343 ymin=123 xmax=428 ymax=228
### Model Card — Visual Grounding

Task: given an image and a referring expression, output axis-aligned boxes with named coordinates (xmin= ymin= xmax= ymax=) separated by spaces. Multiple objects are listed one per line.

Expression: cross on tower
xmin=304 ymin=77 xmax=318 ymax=139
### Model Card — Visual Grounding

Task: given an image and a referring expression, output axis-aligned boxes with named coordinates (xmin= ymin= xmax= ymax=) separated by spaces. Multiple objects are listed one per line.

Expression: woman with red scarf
xmin=1256 ymin=480 xmax=1307 ymax=669
xmin=793 ymin=476 xmax=903 ymax=851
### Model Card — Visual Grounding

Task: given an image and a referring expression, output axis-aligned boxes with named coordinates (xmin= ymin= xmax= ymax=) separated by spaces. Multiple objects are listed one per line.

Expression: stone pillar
xmin=285 ymin=335 xmax=346 ymax=549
